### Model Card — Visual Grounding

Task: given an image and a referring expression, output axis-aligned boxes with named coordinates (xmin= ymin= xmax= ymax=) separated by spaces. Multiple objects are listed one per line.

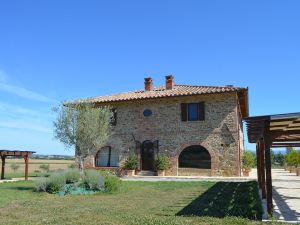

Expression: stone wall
xmin=90 ymin=92 xmax=243 ymax=177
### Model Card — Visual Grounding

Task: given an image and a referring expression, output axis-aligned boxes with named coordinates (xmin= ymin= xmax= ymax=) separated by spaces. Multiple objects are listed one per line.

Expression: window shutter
xmin=135 ymin=141 xmax=141 ymax=155
xmin=111 ymin=108 xmax=117 ymax=126
xmin=153 ymin=140 xmax=159 ymax=155
xmin=181 ymin=103 xmax=188 ymax=121
xmin=198 ymin=102 xmax=205 ymax=121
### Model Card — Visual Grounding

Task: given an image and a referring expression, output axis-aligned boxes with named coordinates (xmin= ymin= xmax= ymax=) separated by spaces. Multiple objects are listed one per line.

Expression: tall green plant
xmin=242 ymin=151 xmax=255 ymax=170
xmin=155 ymin=155 xmax=170 ymax=171
xmin=53 ymin=103 xmax=113 ymax=173
xmin=123 ymin=153 xmax=138 ymax=170
xmin=286 ymin=150 xmax=300 ymax=167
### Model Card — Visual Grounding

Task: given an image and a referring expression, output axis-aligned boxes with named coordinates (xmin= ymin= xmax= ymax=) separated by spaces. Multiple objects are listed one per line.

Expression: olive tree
xmin=53 ymin=103 xmax=112 ymax=173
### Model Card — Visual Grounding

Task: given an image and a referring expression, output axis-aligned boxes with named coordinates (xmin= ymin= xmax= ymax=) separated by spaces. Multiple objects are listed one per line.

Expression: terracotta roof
xmin=70 ymin=84 xmax=249 ymax=118
xmin=74 ymin=85 xmax=247 ymax=103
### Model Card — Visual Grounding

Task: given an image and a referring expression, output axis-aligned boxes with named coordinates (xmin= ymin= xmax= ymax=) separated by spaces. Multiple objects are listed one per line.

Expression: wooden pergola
xmin=0 ymin=150 xmax=35 ymax=180
xmin=245 ymin=112 xmax=300 ymax=216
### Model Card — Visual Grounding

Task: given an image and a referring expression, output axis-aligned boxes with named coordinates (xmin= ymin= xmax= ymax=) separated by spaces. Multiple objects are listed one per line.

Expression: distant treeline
xmin=247 ymin=147 xmax=298 ymax=168
xmin=30 ymin=154 xmax=75 ymax=160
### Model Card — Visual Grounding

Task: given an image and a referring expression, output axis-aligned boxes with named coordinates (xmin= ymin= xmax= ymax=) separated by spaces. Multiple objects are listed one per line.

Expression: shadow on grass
xmin=7 ymin=186 xmax=34 ymax=191
xmin=176 ymin=181 xmax=262 ymax=220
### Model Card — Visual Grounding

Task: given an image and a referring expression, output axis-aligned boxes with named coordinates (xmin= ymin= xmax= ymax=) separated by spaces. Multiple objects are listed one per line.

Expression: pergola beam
xmin=272 ymin=144 xmax=300 ymax=148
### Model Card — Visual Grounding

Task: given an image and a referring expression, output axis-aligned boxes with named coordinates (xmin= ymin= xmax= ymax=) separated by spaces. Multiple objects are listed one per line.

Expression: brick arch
xmin=175 ymin=143 xmax=218 ymax=175
xmin=94 ymin=145 xmax=121 ymax=168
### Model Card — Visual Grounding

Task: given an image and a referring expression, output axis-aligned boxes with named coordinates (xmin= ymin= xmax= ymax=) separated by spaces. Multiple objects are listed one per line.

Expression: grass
xmin=0 ymin=180 xmax=278 ymax=225
xmin=177 ymin=182 xmax=262 ymax=220
xmin=2 ymin=159 xmax=74 ymax=178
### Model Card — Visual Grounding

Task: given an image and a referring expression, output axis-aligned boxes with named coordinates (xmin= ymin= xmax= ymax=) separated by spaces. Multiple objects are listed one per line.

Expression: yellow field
xmin=2 ymin=159 xmax=75 ymax=174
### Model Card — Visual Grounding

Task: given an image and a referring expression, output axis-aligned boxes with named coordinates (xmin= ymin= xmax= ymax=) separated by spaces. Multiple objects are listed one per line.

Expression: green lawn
xmin=0 ymin=180 xmax=273 ymax=225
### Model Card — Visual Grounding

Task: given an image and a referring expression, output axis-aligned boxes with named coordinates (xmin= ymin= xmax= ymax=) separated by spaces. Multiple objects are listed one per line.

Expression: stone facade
xmin=88 ymin=92 xmax=244 ymax=177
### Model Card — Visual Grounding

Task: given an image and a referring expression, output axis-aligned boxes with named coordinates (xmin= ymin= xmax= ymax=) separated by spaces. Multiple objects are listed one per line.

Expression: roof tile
xmin=72 ymin=84 xmax=246 ymax=104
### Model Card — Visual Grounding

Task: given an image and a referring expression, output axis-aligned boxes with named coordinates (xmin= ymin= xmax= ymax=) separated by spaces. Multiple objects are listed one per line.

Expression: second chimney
xmin=144 ymin=77 xmax=153 ymax=91
xmin=165 ymin=75 xmax=174 ymax=90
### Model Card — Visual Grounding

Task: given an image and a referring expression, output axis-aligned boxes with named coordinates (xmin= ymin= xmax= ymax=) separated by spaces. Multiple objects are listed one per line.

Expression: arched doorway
xmin=141 ymin=140 xmax=155 ymax=171
xmin=179 ymin=145 xmax=211 ymax=169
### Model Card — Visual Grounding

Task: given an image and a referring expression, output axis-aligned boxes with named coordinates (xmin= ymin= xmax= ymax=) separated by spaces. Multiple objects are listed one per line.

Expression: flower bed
xmin=35 ymin=169 xmax=121 ymax=196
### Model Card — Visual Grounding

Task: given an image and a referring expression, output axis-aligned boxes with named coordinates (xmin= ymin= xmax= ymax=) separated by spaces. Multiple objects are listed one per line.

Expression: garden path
xmin=250 ymin=168 xmax=300 ymax=223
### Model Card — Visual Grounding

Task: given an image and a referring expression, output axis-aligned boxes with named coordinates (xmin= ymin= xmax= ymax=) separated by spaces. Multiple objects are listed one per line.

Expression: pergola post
xmin=256 ymin=142 xmax=261 ymax=188
xmin=24 ymin=155 xmax=29 ymax=181
xmin=259 ymin=139 xmax=266 ymax=199
xmin=264 ymin=122 xmax=273 ymax=216
xmin=1 ymin=155 xmax=6 ymax=180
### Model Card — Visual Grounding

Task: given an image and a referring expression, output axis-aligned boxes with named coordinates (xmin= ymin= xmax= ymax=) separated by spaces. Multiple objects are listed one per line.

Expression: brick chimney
xmin=144 ymin=77 xmax=153 ymax=91
xmin=165 ymin=75 xmax=174 ymax=90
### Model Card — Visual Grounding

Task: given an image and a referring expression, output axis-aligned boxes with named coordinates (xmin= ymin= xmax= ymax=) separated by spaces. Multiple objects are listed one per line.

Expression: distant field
xmin=2 ymin=159 xmax=75 ymax=177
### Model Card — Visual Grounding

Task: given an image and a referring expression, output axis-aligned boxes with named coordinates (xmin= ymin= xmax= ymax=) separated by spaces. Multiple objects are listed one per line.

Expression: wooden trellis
xmin=244 ymin=112 xmax=300 ymax=215
xmin=0 ymin=150 xmax=35 ymax=180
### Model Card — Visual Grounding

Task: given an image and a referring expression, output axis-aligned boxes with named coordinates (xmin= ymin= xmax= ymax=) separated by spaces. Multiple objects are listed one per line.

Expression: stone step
xmin=137 ymin=170 xmax=156 ymax=176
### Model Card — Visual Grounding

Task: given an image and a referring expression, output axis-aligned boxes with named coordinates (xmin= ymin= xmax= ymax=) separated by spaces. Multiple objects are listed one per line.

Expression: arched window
xmin=179 ymin=145 xmax=211 ymax=169
xmin=95 ymin=146 xmax=119 ymax=167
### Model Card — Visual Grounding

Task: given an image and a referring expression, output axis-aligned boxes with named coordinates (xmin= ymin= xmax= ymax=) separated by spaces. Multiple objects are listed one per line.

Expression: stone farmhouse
xmin=78 ymin=76 xmax=249 ymax=176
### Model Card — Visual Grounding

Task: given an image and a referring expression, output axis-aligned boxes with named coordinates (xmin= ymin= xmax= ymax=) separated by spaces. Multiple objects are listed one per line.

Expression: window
xmin=188 ymin=103 xmax=198 ymax=121
xmin=110 ymin=108 xmax=117 ymax=126
xmin=179 ymin=145 xmax=211 ymax=169
xmin=143 ymin=109 xmax=152 ymax=117
xmin=95 ymin=146 xmax=119 ymax=167
xmin=181 ymin=102 xmax=205 ymax=121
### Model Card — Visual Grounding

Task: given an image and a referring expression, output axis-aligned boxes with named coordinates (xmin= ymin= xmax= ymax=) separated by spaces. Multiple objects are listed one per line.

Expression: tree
xmin=271 ymin=151 xmax=285 ymax=167
xmin=10 ymin=163 xmax=20 ymax=173
xmin=275 ymin=153 xmax=285 ymax=167
xmin=286 ymin=149 xmax=300 ymax=168
xmin=286 ymin=147 xmax=294 ymax=154
xmin=53 ymin=103 xmax=112 ymax=174
xmin=242 ymin=151 xmax=255 ymax=170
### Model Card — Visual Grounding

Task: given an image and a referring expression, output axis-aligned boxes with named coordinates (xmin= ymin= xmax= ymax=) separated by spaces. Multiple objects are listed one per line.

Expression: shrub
xmin=242 ymin=151 xmax=255 ymax=170
xmin=123 ymin=153 xmax=138 ymax=170
xmin=35 ymin=178 xmax=49 ymax=192
xmin=68 ymin=163 xmax=77 ymax=169
xmin=46 ymin=173 xmax=66 ymax=193
xmin=84 ymin=170 xmax=105 ymax=191
xmin=65 ymin=169 xmax=80 ymax=184
xmin=35 ymin=173 xmax=66 ymax=194
xmin=105 ymin=175 xmax=122 ymax=193
xmin=155 ymin=155 xmax=170 ymax=171
xmin=47 ymin=173 xmax=66 ymax=193
xmin=39 ymin=164 xmax=50 ymax=173
xmin=10 ymin=163 xmax=20 ymax=173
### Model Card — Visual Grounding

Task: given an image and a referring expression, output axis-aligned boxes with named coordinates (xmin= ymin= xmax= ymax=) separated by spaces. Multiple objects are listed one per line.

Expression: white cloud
xmin=0 ymin=83 xmax=57 ymax=103
xmin=0 ymin=71 xmax=60 ymax=153
xmin=0 ymin=100 xmax=55 ymax=133
xmin=0 ymin=70 xmax=57 ymax=103
xmin=0 ymin=101 xmax=54 ymax=118
xmin=0 ymin=120 xmax=52 ymax=133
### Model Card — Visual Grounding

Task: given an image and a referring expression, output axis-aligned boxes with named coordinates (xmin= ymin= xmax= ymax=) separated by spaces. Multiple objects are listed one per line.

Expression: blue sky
xmin=0 ymin=1 xmax=299 ymax=155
